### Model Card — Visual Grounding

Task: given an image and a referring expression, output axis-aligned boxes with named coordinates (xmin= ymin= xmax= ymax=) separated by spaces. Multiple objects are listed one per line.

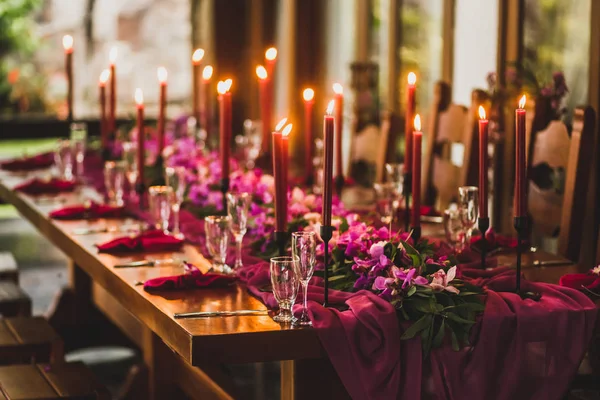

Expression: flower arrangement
xmin=322 ymin=222 xmax=484 ymax=355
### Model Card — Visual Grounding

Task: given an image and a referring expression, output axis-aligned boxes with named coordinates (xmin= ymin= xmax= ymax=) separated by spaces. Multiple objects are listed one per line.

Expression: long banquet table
xmin=0 ymin=169 xmax=593 ymax=399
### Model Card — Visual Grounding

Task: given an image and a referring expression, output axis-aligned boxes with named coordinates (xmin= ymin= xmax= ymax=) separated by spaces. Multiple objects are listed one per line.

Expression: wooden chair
xmin=527 ymin=106 xmax=596 ymax=262
xmin=0 ymin=253 xmax=18 ymax=284
xmin=0 ymin=282 xmax=31 ymax=318
xmin=0 ymin=317 xmax=63 ymax=365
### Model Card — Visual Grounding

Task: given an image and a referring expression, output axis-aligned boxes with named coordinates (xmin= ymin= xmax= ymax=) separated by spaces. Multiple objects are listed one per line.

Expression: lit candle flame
xmin=326 ymin=100 xmax=335 ymax=115
xmin=135 ymin=88 xmax=144 ymax=106
xmin=62 ymin=35 xmax=73 ymax=52
xmin=256 ymin=65 xmax=268 ymax=80
xmin=202 ymin=65 xmax=213 ymax=81
xmin=157 ymin=67 xmax=168 ymax=84
xmin=414 ymin=114 xmax=421 ymax=131
xmin=518 ymin=95 xmax=526 ymax=109
xmin=332 ymin=83 xmax=343 ymax=95
xmin=109 ymin=47 xmax=118 ymax=65
xmin=408 ymin=72 xmax=417 ymax=85
xmin=478 ymin=106 xmax=486 ymax=120
xmin=192 ymin=48 xmax=205 ymax=64
xmin=282 ymin=124 xmax=293 ymax=137
xmin=217 ymin=79 xmax=233 ymax=94
xmin=99 ymin=69 xmax=110 ymax=85
xmin=265 ymin=47 xmax=277 ymax=61
xmin=275 ymin=118 xmax=288 ymax=131
xmin=303 ymin=88 xmax=314 ymax=102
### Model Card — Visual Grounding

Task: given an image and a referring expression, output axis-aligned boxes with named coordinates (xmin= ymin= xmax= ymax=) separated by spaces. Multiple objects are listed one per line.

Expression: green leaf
xmin=449 ymin=327 xmax=459 ymax=351
xmin=401 ymin=314 xmax=432 ymax=340
xmin=406 ymin=285 xmax=417 ymax=297
xmin=446 ymin=313 xmax=477 ymax=325
xmin=433 ymin=320 xmax=446 ymax=348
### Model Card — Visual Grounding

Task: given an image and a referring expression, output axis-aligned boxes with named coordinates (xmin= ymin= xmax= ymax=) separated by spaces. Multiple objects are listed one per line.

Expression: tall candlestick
xmin=264 ymin=47 xmax=278 ymax=79
xmin=332 ymin=83 xmax=344 ymax=180
xmin=322 ymin=100 xmax=336 ymax=227
xmin=63 ymin=35 xmax=74 ymax=122
xmin=256 ymin=66 xmax=272 ymax=154
xmin=515 ymin=95 xmax=527 ymax=217
xmin=109 ymin=47 xmax=118 ymax=133
xmin=405 ymin=72 xmax=417 ymax=173
xmin=201 ymin=65 xmax=213 ymax=142
xmin=411 ymin=114 xmax=422 ymax=235
xmin=192 ymin=48 xmax=204 ymax=125
xmin=218 ymin=79 xmax=233 ymax=183
xmin=135 ymin=88 xmax=145 ymax=194
xmin=157 ymin=67 xmax=168 ymax=157
xmin=478 ymin=106 xmax=489 ymax=218
xmin=272 ymin=118 xmax=288 ymax=234
xmin=303 ymin=88 xmax=315 ymax=184
xmin=98 ymin=69 xmax=110 ymax=150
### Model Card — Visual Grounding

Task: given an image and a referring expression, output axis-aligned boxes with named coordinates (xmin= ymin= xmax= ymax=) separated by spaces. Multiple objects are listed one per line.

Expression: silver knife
xmin=174 ymin=310 xmax=269 ymax=319
xmin=528 ymin=260 xmax=573 ymax=268
xmin=114 ymin=258 xmax=182 ymax=268
xmin=72 ymin=225 xmax=139 ymax=235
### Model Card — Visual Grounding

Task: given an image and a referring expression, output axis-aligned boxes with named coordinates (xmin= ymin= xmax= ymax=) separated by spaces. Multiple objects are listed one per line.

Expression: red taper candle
xmin=218 ymin=79 xmax=233 ymax=181
xmin=192 ymin=49 xmax=204 ymax=125
xmin=280 ymin=124 xmax=293 ymax=231
xmin=98 ymin=69 xmax=110 ymax=149
xmin=201 ymin=65 xmax=213 ymax=141
xmin=257 ymin=66 xmax=272 ymax=154
xmin=303 ymin=88 xmax=315 ymax=184
xmin=264 ymin=47 xmax=277 ymax=80
xmin=157 ymin=67 xmax=167 ymax=156
xmin=63 ymin=35 xmax=74 ymax=121
xmin=322 ymin=100 xmax=336 ymax=227
xmin=135 ymin=88 xmax=145 ymax=187
xmin=478 ymin=106 xmax=489 ymax=218
xmin=405 ymin=72 xmax=417 ymax=173
xmin=515 ymin=95 xmax=527 ymax=217
xmin=411 ymin=114 xmax=422 ymax=228
xmin=272 ymin=117 xmax=287 ymax=232
xmin=333 ymin=83 xmax=344 ymax=179
xmin=108 ymin=47 xmax=117 ymax=133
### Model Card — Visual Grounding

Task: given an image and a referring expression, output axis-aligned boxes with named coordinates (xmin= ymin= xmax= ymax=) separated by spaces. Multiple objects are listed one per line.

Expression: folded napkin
xmin=0 ymin=152 xmax=54 ymax=171
xmin=144 ymin=263 xmax=236 ymax=292
xmin=559 ymin=267 xmax=600 ymax=293
xmin=15 ymin=178 xmax=76 ymax=195
xmin=50 ymin=202 xmax=126 ymax=220
xmin=97 ymin=230 xmax=183 ymax=253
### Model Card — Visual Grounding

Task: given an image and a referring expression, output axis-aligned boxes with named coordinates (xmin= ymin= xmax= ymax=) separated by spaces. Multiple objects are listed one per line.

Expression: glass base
xmin=294 ymin=316 xmax=312 ymax=326
xmin=212 ymin=262 xmax=234 ymax=275
xmin=273 ymin=309 xmax=297 ymax=324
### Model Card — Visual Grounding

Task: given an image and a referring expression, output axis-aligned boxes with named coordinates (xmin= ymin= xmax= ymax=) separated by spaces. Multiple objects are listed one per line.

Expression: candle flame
xmin=202 ymin=65 xmax=213 ymax=80
xmin=332 ymin=83 xmax=343 ymax=95
xmin=224 ymin=78 xmax=232 ymax=91
xmin=256 ymin=65 xmax=268 ymax=80
xmin=109 ymin=47 xmax=118 ymax=64
xmin=275 ymin=118 xmax=288 ymax=131
xmin=414 ymin=114 xmax=421 ymax=131
xmin=217 ymin=79 xmax=233 ymax=94
xmin=157 ymin=66 xmax=168 ymax=83
xmin=282 ymin=124 xmax=293 ymax=137
xmin=326 ymin=100 xmax=335 ymax=115
xmin=407 ymin=72 xmax=417 ymax=85
xmin=303 ymin=88 xmax=314 ymax=102
xmin=135 ymin=88 xmax=144 ymax=105
xmin=99 ymin=69 xmax=110 ymax=85
xmin=265 ymin=47 xmax=277 ymax=61
xmin=478 ymin=106 xmax=486 ymax=120
xmin=192 ymin=48 xmax=204 ymax=64
xmin=518 ymin=95 xmax=526 ymax=109
xmin=62 ymin=35 xmax=73 ymax=51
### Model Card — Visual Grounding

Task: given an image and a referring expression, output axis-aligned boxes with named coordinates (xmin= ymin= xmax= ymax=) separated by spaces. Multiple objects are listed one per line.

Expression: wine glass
xmin=270 ymin=256 xmax=299 ymax=324
xmin=373 ymin=182 xmax=395 ymax=235
xmin=204 ymin=215 xmax=232 ymax=274
xmin=443 ymin=208 xmax=466 ymax=252
xmin=291 ymin=232 xmax=316 ymax=326
xmin=385 ymin=163 xmax=405 ymax=220
xmin=227 ymin=192 xmax=251 ymax=269
xmin=165 ymin=166 xmax=187 ymax=239
xmin=458 ymin=186 xmax=479 ymax=244
xmin=149 ymin=186 xmax=173 ymax=234
xmin=55 ymin=139 xmax=74 ymax=181
xmin=122 ymin=142 xmax=138 ymax=199
xmin=104 ymin=161 xmax=126 ymax=206
xmin=70 ymin=122 xmax=87 ymax=179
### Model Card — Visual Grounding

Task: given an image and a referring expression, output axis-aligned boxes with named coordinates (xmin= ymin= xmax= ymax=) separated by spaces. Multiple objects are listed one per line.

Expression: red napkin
xmin=50 ymin=203 xmax=126 ymax=220
xmin=0 ymin=152 xmax=54 ymax=171
xmin=97 ymin=230 xmax=184 ymax=253
xmin=15 ymin=178 xmax=76 ymax=195
xmin=398 ymin=205 xmax=440 ymax=217
xmin=470 ymin=232 xmax=518 ymax=250
xmin=144 ymin=263 xmax=236 ymax=292
xmin=559 ymin=270 xmax=600 ymax=292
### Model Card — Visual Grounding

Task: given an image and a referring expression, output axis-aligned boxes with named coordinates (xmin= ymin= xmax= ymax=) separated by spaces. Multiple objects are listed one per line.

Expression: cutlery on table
xmin=421 ymin=215 xmax=443 ymax=224
xmin=527 ymin=260 xmax=573 ymax=268
xmin=174 ymin=310 xmax=270 ymax=319
xmin=72 ymin=225 xmax=139 ymax=235
xmin=114 ymin=258 xmax=182 ymax=268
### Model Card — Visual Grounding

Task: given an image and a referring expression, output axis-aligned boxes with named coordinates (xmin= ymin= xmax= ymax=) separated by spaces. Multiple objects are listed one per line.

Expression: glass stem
xmin=302 ymin=281 xmax=309 ymax=319
xmin=172 ymin=205 xmax=180 ymax=236
xmin=235 ymin=236 xmax=244 ymax=268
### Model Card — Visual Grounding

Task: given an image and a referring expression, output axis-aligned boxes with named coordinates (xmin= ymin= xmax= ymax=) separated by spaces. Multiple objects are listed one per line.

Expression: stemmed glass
xmin=165 ymin=166 xmax=187 ymax=239
xmin=373 ymin=182 xmax=396 ymax=235
xmin=458 ymin=186 xmax=479 ymax=244
xmin=291 ymin=232 xmax=316 ymax=326
xmin=70 ymin=122 xmax=87 ymax=179
xmin=443 ymin=208 xmax=466 ymax=252
xmin=122 ymin=142 xmax=138 ymax=199
xmin=204 ymin=216 xmax=232 ymax=274
xmin=226 ymin=192 xmax=251 ymax=269
xmin=55 ymin=139 xmax=74 ymax=181
xmin=270 ymin=256 xmax=299 ymax=324
xmin=104 ymin=161 xmax=126 ymax=206
xmin=149 ymin=186 xmax=173 ymax=234
xmin=385 ymin=163 xmax=405 ymax=221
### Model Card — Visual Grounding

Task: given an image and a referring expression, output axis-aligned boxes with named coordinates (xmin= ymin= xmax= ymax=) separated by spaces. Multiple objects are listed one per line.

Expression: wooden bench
xmin=0 ymin=282 xmax=31 ymax=318
xmin=0 ymin=253 xmax=18 ymax=284
xmin=0 ymin=362 xmax=110 ymax=399
xmin=0 ymin=317 xmax=63 ymax=365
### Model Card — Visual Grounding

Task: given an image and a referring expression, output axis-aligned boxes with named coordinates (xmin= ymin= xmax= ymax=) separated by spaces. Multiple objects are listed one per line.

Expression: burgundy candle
xmin=515 ymin=95 xmax=527 ymax=217
xmin=192 ymin=49 xmax=204 ymax=125
xmin=411 ymin=115 xmax=422 ymax=228
xmin=201 ymin=65 xmax=213 ymax=141
xmin=322 ymin=100 xmax=335 ymax=227
xmin=257 ymin=66 xmax=272 ymax=154
xmin=405 ymin=73 xmax=416 ymax=173
xmin=98 ymin=70 xmax=110 ymax=149
xmin=157 ymin=67 xmax=167 ymax=156
xmin=303 ymin=88 xmax=315 ymax=184
xmin=279 ymin=124 xmax=292 ymax=231
xmin=135 ymin=89 xmax=145 ymax=187
xmin=218 ymin=79 xmax=233 ymax=181
xmin=333 ymin=83 xmax=344 ymax=179
xmin=109 ymin=47 xmax=117 ymax=133
xmin=272 ymin=119 xmax=287 ymax=232
xmin=265 ymin=47 xmax=277 ymax=80
xmin=478 ymin=106 xmax=489 ymax=218
xmin=63 ymin=35 xmax=74 ymax=121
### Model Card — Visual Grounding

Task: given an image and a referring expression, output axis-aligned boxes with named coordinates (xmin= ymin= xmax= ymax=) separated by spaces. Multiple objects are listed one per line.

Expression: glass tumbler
xmin=373 ymin=182 xmax=396 ymax=233
xmin=103 ymin=161 xmax=126 ymax=206
xmin=204 ymin=215 xmax=232 ymax=273
xmin=165 ymin=166 xmax=187 ymax=239
xmin=443 ymin=208 xmax=466 ymax=253
xmin=55 ymin=139 xmax=74 ymax=181
xmin=458 ymin=186 xmax=479 ymax=244
xmin=149 ymin=186 xmax=173 ymax=234
xmin=270 ymin=256 xmax=300 ymax=324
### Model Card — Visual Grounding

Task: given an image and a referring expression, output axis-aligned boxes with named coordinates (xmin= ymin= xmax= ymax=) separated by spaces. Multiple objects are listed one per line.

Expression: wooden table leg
xmin=142 ymin=326 xmax=178 ymax=400
xmin=281 ymin=359 xmax=350 ymax=400
xmin=47 ymin=261 xmax=92 ymax=332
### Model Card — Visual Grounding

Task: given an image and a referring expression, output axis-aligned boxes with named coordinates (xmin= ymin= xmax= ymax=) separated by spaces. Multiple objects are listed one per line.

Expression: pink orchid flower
xmin=430 ymin=266 xmax=460 ymax=294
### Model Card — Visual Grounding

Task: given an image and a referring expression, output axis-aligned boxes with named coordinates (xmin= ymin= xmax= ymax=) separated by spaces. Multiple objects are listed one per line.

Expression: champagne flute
xmin=70 ymin=122 xmax=87 ymax=179
xmin=149 ymin=186 xmax=173 ymax=234
xmin=385 ymin=163 xmax=405 ymax=222
xmin=373 ymin=182 xmax=395 ymax=237
xmin=291 ymin=232 xmax=316 ymax=326
xmin=165 ymin=166 xmax=187 ymax=239
xmin=204 ymin=216 xmax=232 ymax=274
xmin=227 ymin=192 xmax=251 ymax=269
xmin=122 ymin=142 xmax=138 ymax=200
xmin=458 ymin=186 xmax=479 ymax=244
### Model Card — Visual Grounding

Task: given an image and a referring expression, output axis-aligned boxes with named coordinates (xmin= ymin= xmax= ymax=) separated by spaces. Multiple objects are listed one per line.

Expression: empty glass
xmin=227 ymin=192 xmax=251 ymax=269
xmin=204 ymin=215 xmax=232 ymax=273
xmin=373 ymin=182 xmax=396 ymax=233
xmin=270 ymin=256 xmax=300 ymax=324
xmin=291 ymin=232 xmax=316 ymax=326
xmin=122 ymin=142 xmax=138 ymax=199
xmin=385 ymin=163 xmax=405 ymax=220
xmin=458 ymin=186 xmax=479 ymax=244
xmin=55 ymin=139 xmax=74 ymax=181
xmin=165 ymin=166 xmax=187 ymax=239
xmin=70 ymin=122 xmax=87 ymax=179
xmin=444 ymin=208 xmax=466 ymax=252
xmin=240 ymin=120 xmax=263 ymax=169
xmin=149 ymin=186 xmax=173 ymax=234
xmin=104 ymin=161 xmax=126 ymax=206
